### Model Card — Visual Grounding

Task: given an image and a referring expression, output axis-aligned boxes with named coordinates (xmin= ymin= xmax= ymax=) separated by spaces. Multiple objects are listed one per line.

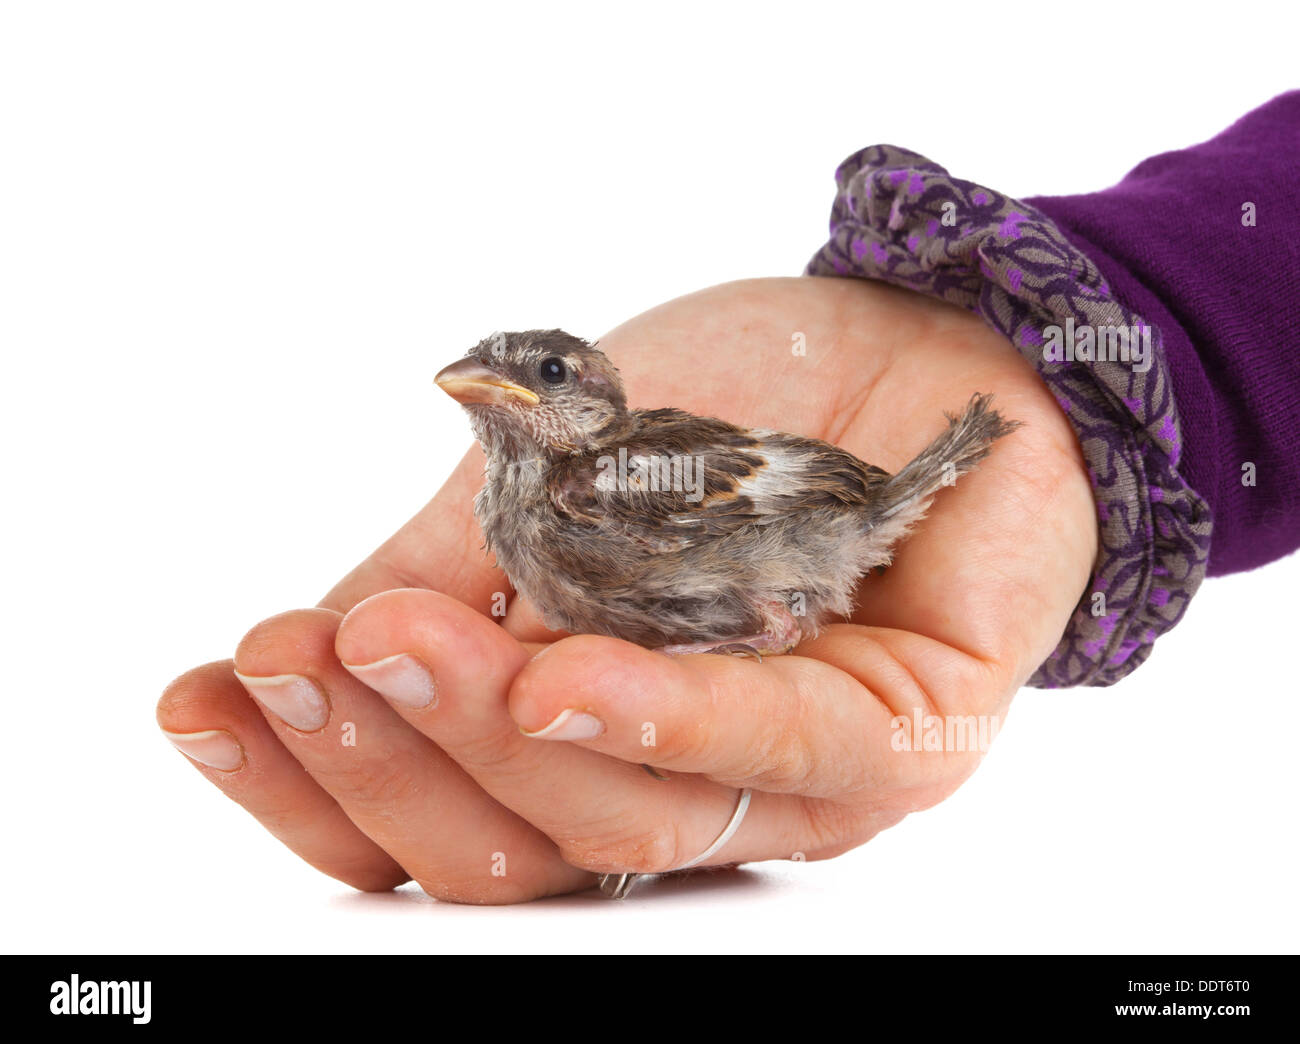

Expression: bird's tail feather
xmin=877 ymin=393 xmax=1020 ymax=521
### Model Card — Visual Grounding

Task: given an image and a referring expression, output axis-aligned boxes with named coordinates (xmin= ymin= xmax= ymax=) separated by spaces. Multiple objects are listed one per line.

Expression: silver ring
xmin=597 ymin=787 xmax=752 ymax=899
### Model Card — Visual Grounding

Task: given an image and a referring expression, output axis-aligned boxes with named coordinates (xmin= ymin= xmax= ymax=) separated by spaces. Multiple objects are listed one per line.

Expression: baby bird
xmin=436 ymin=330 xmax=1018 ymax=658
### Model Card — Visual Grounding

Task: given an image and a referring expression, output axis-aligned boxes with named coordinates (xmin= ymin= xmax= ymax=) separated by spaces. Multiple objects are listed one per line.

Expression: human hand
xmin=157 ymin=276 xmax=1097 ymax=902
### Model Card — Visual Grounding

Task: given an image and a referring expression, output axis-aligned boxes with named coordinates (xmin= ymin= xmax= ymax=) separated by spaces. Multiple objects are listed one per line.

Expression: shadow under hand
xmin=329 ymin=864 xmax=777 ymax=914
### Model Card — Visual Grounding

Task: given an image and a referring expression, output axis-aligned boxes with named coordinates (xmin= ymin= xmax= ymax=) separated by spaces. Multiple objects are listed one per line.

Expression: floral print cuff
xmin=805 ymin=144 xmax=1213 ymax=687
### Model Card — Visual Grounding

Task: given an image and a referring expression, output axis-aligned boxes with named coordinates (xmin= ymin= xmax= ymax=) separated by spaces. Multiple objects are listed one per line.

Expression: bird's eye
xmin=539 ymin=357 xmax=567 ymax=384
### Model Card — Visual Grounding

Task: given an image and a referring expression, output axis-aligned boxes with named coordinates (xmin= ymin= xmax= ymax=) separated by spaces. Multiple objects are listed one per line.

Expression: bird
xmin=434 ymin=329 xmax=1020 ymax=660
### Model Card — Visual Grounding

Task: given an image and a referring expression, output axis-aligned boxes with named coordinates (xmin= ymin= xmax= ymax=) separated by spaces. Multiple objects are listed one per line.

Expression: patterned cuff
xmin=804 ymin=144 xmax=1213 ymax=687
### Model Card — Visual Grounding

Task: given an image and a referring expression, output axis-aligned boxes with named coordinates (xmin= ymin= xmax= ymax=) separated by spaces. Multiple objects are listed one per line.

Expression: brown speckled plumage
xmin=435 ymin=330 xmax=1019 ymax=656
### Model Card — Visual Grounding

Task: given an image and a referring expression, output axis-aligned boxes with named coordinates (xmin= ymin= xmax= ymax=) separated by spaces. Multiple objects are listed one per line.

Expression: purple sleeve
xmin=805 ymin=92 xmax=1298 ymax=686
xmin=1025 ymin=91 xmax=1300 ymax=576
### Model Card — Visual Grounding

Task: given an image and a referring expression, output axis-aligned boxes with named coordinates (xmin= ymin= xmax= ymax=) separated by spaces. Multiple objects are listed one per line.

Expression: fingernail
xmin=342 ymin=654 xmax=438 ymax=709
xmin=234 ymin=672 xmax=330 ymax=732
xmin=163 ymin=729 xmax=245 ymax=771
xmin=520 ymin=708 xmax=605 ymax=741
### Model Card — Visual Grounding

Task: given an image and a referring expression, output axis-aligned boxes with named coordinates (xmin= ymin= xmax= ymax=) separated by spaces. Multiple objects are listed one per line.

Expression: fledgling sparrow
xmin=435 ymin=330 xmax=1020 ymax=658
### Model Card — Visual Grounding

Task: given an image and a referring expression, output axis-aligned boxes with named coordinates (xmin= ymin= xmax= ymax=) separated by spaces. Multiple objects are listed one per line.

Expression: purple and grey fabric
xmin=806 ymin=91 xmax=1299 ymax=687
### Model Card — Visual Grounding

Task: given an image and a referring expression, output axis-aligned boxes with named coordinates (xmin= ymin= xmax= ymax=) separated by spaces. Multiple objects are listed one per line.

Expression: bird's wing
xmin=547 ymin=409 xmax=891 ymax=553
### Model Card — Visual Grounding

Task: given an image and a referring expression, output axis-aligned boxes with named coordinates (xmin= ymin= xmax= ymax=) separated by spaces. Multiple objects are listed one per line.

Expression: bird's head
xmin=435 ymin=330 xmax=629 ymax=460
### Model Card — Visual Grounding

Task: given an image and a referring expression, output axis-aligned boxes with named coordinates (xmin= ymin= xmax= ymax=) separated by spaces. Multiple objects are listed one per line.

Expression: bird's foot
xmin=658 ymin=638 xmax=768 ymax=660
xmin=658 ymin=603 xmax=803 ymax=661
xmin=713 ymin=643 xmax=764 ymax=662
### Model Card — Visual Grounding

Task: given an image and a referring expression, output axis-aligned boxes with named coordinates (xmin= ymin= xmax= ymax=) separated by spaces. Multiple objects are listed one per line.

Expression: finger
xmin=233 ymin=607 xmax=591 ymax=903
xmin=156 ymin=660 xmax=409 ymax=892
xmin=319 ymin=449 xmax=510 ymax=617
xmin=335 ymin=589 xmax=799 ymax=876
xmin=505 ymin=629 xmax=997 ymax=798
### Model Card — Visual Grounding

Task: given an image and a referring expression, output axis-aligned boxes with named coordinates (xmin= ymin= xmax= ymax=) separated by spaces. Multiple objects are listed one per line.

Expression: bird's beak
xmin=434 ymin=358 xmax=540 ymax=406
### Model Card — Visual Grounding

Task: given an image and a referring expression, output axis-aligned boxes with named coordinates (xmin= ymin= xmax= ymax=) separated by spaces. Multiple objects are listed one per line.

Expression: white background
xmin=2 ymin=1 xmax=1296 ymax=954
